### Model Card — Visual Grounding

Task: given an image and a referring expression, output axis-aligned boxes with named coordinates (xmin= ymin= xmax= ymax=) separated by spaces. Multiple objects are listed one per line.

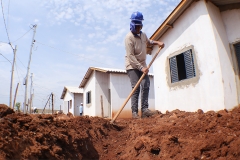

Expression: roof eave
xmin=150 ymin=0 xmax=194 ymax=41
xmin=60 ymin=87 xmax=67 ymax=99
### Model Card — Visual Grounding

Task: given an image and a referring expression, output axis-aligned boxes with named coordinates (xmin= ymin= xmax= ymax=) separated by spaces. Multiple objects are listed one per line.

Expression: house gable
xmin=151 ymin=0 xmax=239 ymax=113
xmin=83 ymin=70 xmax=96 ymax=116
xmin=151 ymin=0 xmax=240 ymax=113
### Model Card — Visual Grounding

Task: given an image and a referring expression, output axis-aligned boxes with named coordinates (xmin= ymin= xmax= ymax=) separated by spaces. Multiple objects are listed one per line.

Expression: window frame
xmin=86 ymin=91 xmax=91 ymax=105
xmin=69 ymin=100 xmax=72 ymax=109
xmin=233 ymin=42 xmax=240 ymax=74
xmin=230 ymin=41 xmax=240 ymax=104
xmin=167 ymin=45 xmax=199 ymax=88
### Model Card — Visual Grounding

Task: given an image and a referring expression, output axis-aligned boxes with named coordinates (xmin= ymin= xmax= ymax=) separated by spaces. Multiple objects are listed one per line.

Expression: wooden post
xmin=101 ymin=95 xmax=104 ymax=118
xmin=108 ymin=89 xmax=111 ymax=118
xmin=13 ymin=83 xmax=19 ymax=110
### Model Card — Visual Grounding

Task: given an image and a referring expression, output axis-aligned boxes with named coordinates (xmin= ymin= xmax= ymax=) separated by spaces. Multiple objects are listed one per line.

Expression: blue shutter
xmin=235 ymin=43 xmax=240 ymax=71
xmin=184 ymin=50 xmax=195 ymax=79
xmin=170 ymin=56 xmax=179 ymax=83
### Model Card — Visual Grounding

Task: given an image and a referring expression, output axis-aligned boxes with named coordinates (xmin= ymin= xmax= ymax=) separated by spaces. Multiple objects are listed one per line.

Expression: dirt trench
xmin=0 ymin=103 xmax=240 ymax=160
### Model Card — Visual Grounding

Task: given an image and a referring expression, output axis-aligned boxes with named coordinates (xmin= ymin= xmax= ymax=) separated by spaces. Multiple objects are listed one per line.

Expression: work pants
xmin=127 ymin=69 xmax=150 ymax=113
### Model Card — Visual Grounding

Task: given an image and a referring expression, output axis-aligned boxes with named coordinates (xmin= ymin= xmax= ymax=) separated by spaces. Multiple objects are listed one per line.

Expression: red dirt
xmin=0 ymin=103 xmax=240 ymax=160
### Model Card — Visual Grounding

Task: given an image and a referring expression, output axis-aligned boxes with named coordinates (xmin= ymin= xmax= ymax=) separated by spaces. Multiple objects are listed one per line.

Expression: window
xmin=86 ymin=91 xmax=91 ymax=104
xmin=69 ymin=100 xmax=72 ymax=109
xmin=234 ymin=43 xmax=240 ymax=72
xmin=169 ymin=49 xmax=196 ymax=83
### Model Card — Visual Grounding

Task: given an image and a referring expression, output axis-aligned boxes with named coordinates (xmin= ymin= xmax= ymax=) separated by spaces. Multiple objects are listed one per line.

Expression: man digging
xmin=125 ymin=11 xmax=164 ymax=119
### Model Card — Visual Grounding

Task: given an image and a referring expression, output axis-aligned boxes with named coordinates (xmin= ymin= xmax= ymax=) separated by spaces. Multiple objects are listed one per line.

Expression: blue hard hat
xmin=130 ymin=11 xmax=144 ymax=21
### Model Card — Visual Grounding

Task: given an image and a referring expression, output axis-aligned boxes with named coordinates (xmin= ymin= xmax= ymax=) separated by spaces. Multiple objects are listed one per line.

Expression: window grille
xmin=169 ymin=49 xmax=196 ymax=83
xmin=184 ymin=50 xmax=195 ymax=79
xmin=170 ymin=56 xmax=179 ymax=83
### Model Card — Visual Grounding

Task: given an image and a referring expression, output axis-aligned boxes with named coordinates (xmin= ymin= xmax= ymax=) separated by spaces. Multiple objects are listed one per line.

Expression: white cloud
xmin=0 ymin=43 xmax=13 ymax=54
xmin=88 ymin=33 xmax=95 ymax=39
xmin=34 ymin=19 xmax=39 ymax=23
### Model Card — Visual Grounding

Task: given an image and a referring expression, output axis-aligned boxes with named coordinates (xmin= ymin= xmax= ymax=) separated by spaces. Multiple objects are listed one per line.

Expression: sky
xmin=0 ymin=0 xmax=180 ymax=110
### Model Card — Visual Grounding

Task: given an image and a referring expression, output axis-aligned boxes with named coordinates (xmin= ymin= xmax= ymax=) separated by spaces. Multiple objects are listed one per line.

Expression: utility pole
xmin=13 ymin=83 xmax=19 ymax=110
xmin=52 ymin=93 xmax=54 ymax=114
xmin=31 ymin=89 xmax=34 ymax=113
xmin=24 ymin=25 xmax=37 ymax=113
xmin=42 ymin=93 xmax=51 ymax=114
xmin=29 ymin=73 xmax=33 ymax=113
xmin=9 ymin=45 xmax=17 ymax=108
xmin=49 ymin=97 xmax=51 ymax=114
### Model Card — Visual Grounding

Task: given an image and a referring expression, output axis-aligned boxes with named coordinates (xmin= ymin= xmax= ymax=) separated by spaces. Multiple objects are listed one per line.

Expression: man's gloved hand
xmin=157 ymin=41 xmax=165 ymax=48
xmin=141 ymin=67 xmax=149 ymax=74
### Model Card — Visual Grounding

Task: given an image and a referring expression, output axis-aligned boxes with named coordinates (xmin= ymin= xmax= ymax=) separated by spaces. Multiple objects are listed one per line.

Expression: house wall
xmin=63 ymin=101 xmax=68 ymax=114
xmin=149 ymin=76 xmax=155 ymax=111
xmin=62 ymin=90 xmax=74 ymax=114
xmin=83 ymin=72 xmax=96 ymax=116
xmin=221 ymin=8 xmax=240 ymax=104
xmin=152 ymin=0 xmax=227 ymax=113
xmin=221 ymin=9 xmax=240 ymax=44
xmin=110 ymin=73 xmax=155 ymax=118
xmin=95 ymin=71 xmax=110 ymax=117
xmin=74 ymin=93 xmax=83 ymax=116
xmin=206 ymin=2 xmax=238 ymax=110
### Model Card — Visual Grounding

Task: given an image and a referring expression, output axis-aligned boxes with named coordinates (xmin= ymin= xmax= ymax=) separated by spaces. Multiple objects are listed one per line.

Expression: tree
xmin=16 ymin=102 xmax=21 ymax=112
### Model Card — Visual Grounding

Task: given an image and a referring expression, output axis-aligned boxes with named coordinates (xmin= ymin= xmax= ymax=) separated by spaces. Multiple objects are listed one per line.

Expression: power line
xmin=16 ymin=55 xmax=26 ymax=68
xmin=12 ymin=28 xmax=33 ymax=43
xmin=14 ymin=63 xmax=24 ymax=93
xmin=7 ymin=0 xmax=10 ymax=29
xmin=0 ymin=95 xmax=9 ymax=97
xmin=14 ymin=62 xmax=25 ymax=75
xmin=0 ymin=52 xmax=12 ymax=64
xmin=0 ymin=41 xmax=8 ymax=44
xmin=34 ymin=92 xmax=52 ymax=96
xmin=35 ymin=41 xmax=115 ymax=67
xmin=33 ymin=83 xmax=54 ymax=91
xmin=0 ymin=0 xmax=13 ymax=50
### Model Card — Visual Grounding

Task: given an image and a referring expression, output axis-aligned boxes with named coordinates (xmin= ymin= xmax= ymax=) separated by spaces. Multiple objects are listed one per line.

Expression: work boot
xmin=132 ymin=112 xmax=140 ymax=119
xmin=141 ymin=109 xmax=157 ymax=118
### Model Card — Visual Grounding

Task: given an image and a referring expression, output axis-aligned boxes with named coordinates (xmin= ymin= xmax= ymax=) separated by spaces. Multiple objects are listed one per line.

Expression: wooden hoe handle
xmin=110 ymin=47 xmax=162 ymax=124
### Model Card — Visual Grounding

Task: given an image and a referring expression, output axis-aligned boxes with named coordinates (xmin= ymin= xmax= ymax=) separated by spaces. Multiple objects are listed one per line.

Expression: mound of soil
xmin=0 ymin=103 xmax=240 ymax=160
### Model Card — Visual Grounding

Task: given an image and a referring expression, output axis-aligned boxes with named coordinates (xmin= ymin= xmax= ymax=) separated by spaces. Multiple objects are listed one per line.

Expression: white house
xmin=149 ymin=0 xmax=240 ymax=113
xmin=60 ymin=86 xmax=83 ymax=116
xmin=79 ymin=67 xmax=155 ymax=119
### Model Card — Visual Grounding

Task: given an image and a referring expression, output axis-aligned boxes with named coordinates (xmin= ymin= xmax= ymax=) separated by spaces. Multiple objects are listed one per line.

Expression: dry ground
xmin=0 ymin=104 xmax=240 ymax=160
